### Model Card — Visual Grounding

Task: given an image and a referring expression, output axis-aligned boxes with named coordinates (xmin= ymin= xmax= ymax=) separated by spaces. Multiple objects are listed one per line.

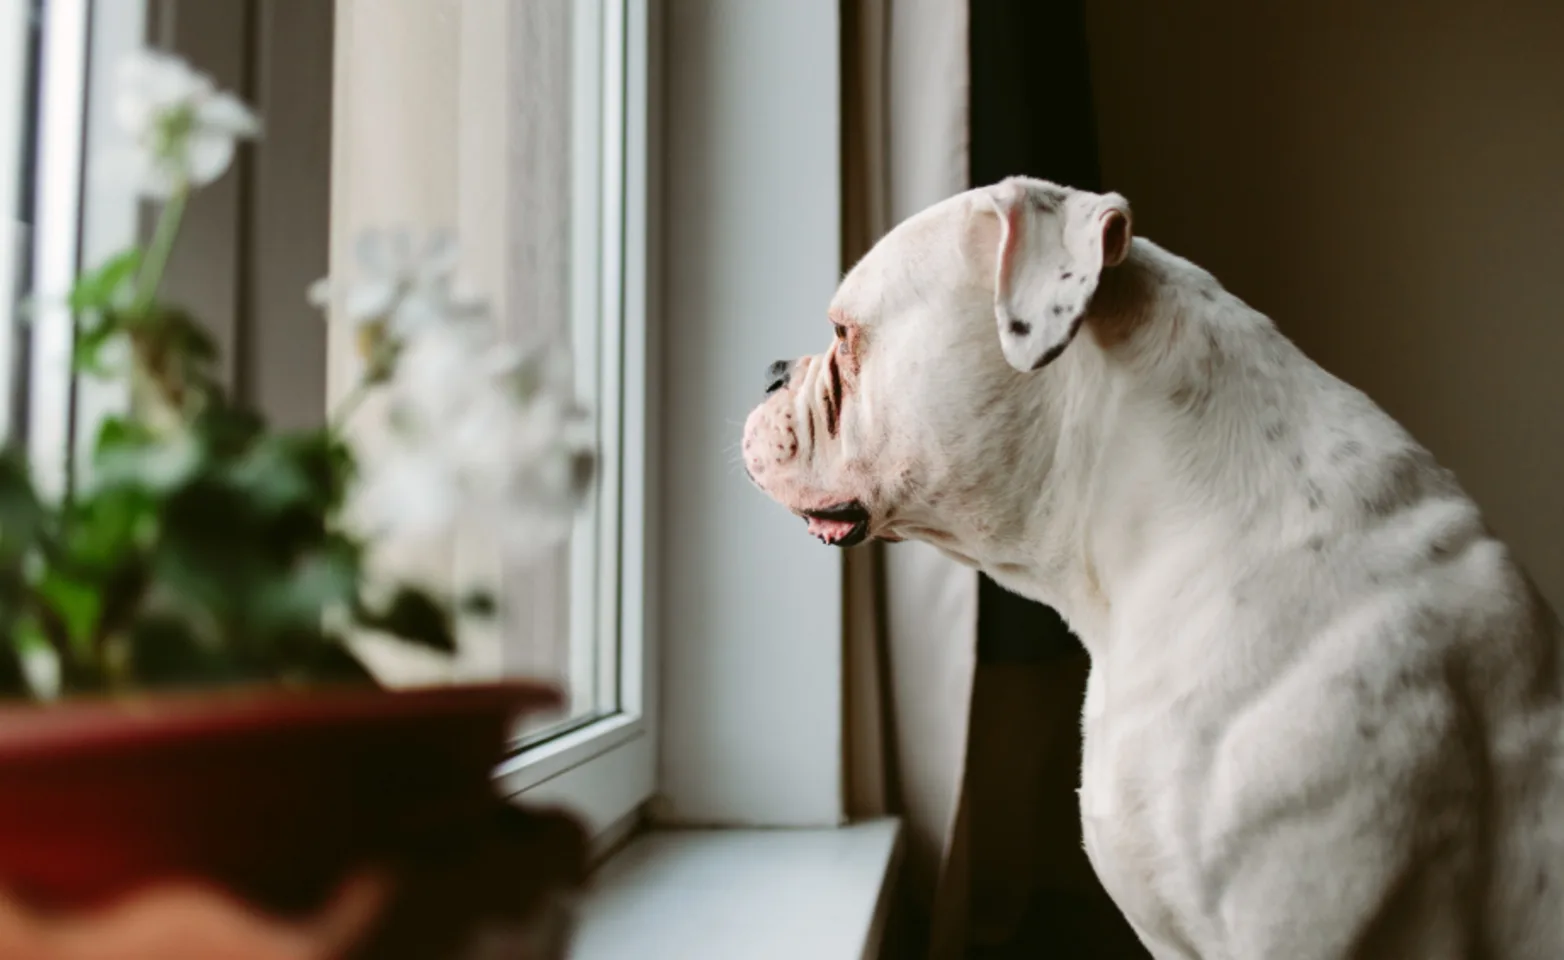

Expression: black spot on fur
xmin=1009 ymin=319 xmax=1031 ymax=336
xmin=1170 ymin=381 xmax=1213 ymax=416
xmin=1360 ymin=449 xmax=1430 ymax=517
xmin=1304 ymin=479 xmax=1325 ymax=511
xmin=999 ymin=436 xmax=1024 ymax=473
xmin=1264 ymin=421 xmax=1287 ymax=442
xmin=1307 ymin=535 xmax=1325 ymax=552
xmin=1029 ymin=316 xmax=1086 ymax=371
xmin=1027 ymin=192 xmax=1062 ymax=214
xmin=1032 ymin=342 xmax=1067 ymax=371
xmin=1051 ymin=303 xmax=1068 ymax=317
xmin=1200 ymin=288 xmax=1216 ymax=302
xmin=1331 ymin=439 xmax=1365 ymax=464
xmin=1061 ymin=271 xmax=1073 ymax=280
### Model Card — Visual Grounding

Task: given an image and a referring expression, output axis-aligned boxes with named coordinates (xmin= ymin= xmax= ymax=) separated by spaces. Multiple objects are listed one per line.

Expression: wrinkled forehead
xmin=829 ymin=190 xmax=986 ymax=325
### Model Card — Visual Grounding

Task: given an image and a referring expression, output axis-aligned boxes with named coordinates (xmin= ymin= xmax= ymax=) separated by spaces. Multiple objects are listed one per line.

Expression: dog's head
xmin=741 ymin=177 xmax=1132 ymax=551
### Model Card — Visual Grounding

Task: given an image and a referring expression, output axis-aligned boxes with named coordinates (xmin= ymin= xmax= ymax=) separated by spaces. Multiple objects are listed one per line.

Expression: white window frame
xmin=27 ymin=0 xmax=91 ymax=496
xmin=498 ymin=0 xmax=659 ymax=840
xmin=29 ymin=0 xmax=142 ymax=495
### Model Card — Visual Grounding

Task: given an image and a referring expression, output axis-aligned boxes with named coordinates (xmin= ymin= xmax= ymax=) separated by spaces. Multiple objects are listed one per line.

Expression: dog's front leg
xmin=1214 ymin=825 xmax=1479 ymax=960
xmin=1202 ymin=673 xmax=1486 ymax=960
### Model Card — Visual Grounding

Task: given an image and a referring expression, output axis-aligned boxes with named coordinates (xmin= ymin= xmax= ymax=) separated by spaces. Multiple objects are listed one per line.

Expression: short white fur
xmin=743 ymin=177 xmax=1564 ymax=959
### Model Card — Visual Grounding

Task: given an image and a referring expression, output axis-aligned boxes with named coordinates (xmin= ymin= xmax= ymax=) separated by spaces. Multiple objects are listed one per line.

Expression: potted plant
xmin=0 ymin=48 xmax=593 ymax=959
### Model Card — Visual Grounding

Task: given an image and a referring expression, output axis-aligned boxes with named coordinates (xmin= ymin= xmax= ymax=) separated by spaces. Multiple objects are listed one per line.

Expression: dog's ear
xmin=982 ymin=179 xmax=1132 ymax=373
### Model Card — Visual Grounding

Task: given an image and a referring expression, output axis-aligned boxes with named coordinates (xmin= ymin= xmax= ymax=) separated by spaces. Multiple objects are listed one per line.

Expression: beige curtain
xmin=840 ymin=1 xmax=979 ymax=957
xmin=841 ymin=5 xmax=1133 ymax=957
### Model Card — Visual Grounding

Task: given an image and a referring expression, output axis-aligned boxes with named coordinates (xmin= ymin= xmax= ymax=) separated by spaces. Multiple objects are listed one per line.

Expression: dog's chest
xmin=1078 ymin=661 xmax=1228 ymax=956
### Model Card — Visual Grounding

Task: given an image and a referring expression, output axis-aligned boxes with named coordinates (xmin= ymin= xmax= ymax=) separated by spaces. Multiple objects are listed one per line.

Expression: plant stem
xmin=330 ymin=377 xmax=373 ymax=433
xmin=131 ymin=183 xmax=190 ymax=317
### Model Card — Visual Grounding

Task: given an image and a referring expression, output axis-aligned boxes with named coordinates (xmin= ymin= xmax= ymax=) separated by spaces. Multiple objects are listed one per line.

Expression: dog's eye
xmin=833 ymin=323 xmax=848 ymax=341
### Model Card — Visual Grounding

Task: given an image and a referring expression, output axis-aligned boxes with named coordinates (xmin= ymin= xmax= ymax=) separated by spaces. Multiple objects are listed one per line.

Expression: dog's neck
xmin=966 ymin=239 xmax=1266 ymax=652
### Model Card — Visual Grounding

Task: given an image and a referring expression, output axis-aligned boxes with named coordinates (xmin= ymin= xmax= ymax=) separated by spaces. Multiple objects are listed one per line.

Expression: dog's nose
xmin=764 ymin=359 xmax=793 ymax=396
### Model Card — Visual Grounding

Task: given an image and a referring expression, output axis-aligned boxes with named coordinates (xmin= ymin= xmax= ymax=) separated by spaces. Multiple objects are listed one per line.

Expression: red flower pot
xmin=0 ymin=682 xmax=586 ymax=951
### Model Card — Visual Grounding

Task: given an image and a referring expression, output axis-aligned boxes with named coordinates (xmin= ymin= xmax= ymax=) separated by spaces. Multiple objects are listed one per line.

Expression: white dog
xmin=742 ymin=177 xmax=1564 ymax=959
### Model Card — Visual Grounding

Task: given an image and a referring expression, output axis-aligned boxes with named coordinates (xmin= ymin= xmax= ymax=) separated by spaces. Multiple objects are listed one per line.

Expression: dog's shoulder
xmin=1128 ymin=249 xmax=1544 ymax=647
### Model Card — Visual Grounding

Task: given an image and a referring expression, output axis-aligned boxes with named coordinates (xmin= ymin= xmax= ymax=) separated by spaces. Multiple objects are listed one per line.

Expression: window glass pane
xmin=332 ymin=0 xmax=624 ymax=742
xmin=0 ymin=1 xmax=38 ymax=444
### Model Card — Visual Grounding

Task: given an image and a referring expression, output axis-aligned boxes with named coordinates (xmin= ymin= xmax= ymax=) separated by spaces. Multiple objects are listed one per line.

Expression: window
xmin=490 ymin=0 xmax=659 ymax=835
xmin=7 ymin=0 xmax=657 ymax=838
xmin=327 ymin=0 xmax=657 ymax=834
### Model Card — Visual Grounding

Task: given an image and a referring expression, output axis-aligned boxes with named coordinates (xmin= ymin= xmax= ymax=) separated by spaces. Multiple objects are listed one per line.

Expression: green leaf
xmin=94 ymin=415 xmax=153 ymax=454
xmin=69 ymin=249 xmax=143 ymax=313
xmin=152 ymin=479 xmax=270 ymax=623
xmin=126 ymin=613 xmax=241 ymax=689
xmin=0 ymin=580 xmax=33 ymax=699
xmin=57 ymin=485 xmax=155 ymax=576
xmin=256 ymin=547 xmax=361 ymax=629
xmin=0 ymin=641 xmax=29 ymax=699
xmin=34 ymin=570 xmax=102 ymax=656
xmin=93 ymin=557 xmax=150 ymax=641
xmin=224 ymin=430 xmax=350 ymax=515
xmin=73 ymin=313 xmax=128 ymax=378
xmin=0 ymin=450 xmax=44 ymax=558
xmin=298 ymin=641 xmax=379 ymax=687
xmin=354 ymin=586 xmax=457 ymax=653
xmin=189 ymin=402 xmax=264 ymax=460
xmin=89 ymin=432 xmax=202 ymax=495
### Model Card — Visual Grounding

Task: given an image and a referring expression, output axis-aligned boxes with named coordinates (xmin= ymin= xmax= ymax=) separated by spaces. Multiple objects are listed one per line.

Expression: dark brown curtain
xmin=962 ymin=3 xmax=1148 ymax=957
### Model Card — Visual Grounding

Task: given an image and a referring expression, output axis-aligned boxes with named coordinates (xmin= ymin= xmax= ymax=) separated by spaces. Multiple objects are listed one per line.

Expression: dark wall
xmin=1085 ymin=0 xmax=1564 ymax=609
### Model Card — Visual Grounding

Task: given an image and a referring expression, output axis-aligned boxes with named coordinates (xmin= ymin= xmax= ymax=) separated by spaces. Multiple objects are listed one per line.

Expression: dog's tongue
xmin=807 ymin=515 xmax=858 ymax=544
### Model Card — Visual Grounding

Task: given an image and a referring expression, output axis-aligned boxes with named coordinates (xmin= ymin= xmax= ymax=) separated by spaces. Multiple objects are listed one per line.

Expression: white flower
xmin=309 ymin=230 xmax=484 ymax=333
xmin=361 ymin=329 xmax=595 ymax=561
xmin=323 ymin=232 xmax=597 ymax=562
xmin=113 ymin=49 xmax=260 ymax=199
xmin=352 ymin=443 xmax=461 ymax=543
xmin=444 ymin=345 xmax=597 ymax=551
xmin=309 ymin=230 xmax=489 ymax=379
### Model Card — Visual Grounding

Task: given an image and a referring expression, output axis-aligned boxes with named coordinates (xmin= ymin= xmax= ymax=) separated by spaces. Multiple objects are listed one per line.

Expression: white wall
xmin=656 ymin=0 xmax=845 ymax=826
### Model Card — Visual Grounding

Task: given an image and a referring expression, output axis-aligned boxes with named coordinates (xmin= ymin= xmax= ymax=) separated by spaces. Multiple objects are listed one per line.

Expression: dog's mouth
xmin=802 ymin=500 xmax=871 ymax=548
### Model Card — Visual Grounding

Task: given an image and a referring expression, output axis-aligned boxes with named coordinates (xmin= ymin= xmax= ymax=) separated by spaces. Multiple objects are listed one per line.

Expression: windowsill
xmin=570 ymin=818 xmax=903 ymax=960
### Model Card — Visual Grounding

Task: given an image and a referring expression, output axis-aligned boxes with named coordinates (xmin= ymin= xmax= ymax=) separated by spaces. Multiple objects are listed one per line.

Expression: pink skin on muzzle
xmin=741 ymin=355 xmax=871 ymax=546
